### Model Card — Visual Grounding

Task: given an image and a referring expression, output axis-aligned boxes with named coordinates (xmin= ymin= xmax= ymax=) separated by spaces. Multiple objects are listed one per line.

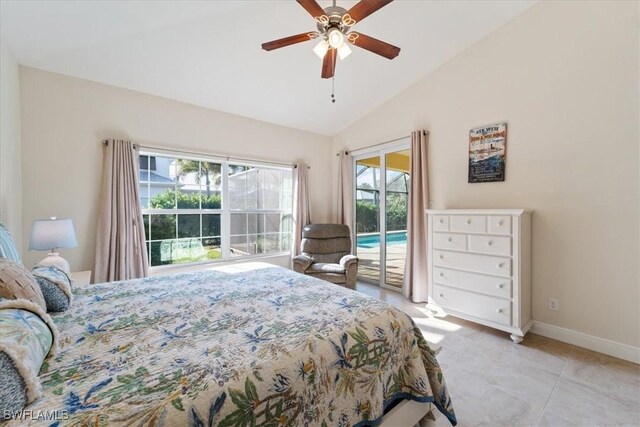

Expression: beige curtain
xmin=292 ymin=162 xmax=311 ymax=256
xmin=94 ymin=139 xmax=149 ymax=283
xmin=403 ymin=131 xmax=430 ymax=302
xmin=336 ymin=150 xmax=353 ymax=227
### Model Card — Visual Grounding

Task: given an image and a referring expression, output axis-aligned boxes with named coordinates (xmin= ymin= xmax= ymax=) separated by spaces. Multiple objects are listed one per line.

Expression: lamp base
xmin=38 ymin=252 xmax=71 ymax=273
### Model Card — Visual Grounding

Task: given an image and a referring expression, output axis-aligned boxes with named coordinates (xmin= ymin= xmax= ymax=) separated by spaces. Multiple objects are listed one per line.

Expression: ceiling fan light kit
xmin=261 ymin=0 xmax=400 ymax=82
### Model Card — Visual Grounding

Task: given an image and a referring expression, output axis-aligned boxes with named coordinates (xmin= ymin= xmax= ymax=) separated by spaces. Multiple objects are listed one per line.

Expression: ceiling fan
xmin=261 ymin=0 xmax=400 ymax=80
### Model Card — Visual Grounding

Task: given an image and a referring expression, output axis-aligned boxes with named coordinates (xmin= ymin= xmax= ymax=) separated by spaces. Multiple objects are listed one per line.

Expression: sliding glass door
xmin=384 ymin=150 xmax=410 ymax=287
xmin=355 ymin=156 xmax=381 ymax=284
xmin=354 ymin=143 xmax=410 ymax=290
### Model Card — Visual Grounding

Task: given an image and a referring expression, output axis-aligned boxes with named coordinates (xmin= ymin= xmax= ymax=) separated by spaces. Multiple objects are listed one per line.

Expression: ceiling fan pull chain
xmin=331 ymin=77 xmax=336 ymax=103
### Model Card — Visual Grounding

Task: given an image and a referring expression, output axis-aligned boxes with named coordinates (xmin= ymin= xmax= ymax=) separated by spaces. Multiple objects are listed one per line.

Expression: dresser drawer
xmin=450 ymin=215 xmax=486 ymax=234
xmin=488 ymin=215 xmax=512 ymax=235
xmin=433 ymin=232 xmax=467 ymax=252
xmin=433 ymin=284 xmax=512 ymax=326
xmin=469 ymin=235 xmax=512 ymax=256
xmin=433 ymin=215 xmax=449 ymax=232
xmin=433 ymin=267 xmax=511 ymax=299
xmin=433 ymin=250 xmax=511 ymax=278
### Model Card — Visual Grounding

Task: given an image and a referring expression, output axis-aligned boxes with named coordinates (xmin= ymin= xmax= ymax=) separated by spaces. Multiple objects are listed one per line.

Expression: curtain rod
xmin=335 ymin=130 xmax=428 ymax=156
xmin=102 ymin=140 xmax=308 ymax=169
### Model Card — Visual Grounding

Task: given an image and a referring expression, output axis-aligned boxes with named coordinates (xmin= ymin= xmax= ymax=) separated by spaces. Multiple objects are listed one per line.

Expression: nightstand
xmin=70 ymin=270 xmax=92 ymax=287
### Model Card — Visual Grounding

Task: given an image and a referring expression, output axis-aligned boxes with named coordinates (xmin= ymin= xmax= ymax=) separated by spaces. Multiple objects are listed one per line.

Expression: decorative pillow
xmin=0 ymin=259 xmax=47 ymax=310
xmin=0 ymin=298 xmax=58 ymax=418
xmin=0 ymin=352 xmax=26 ymax=418
xmin=32 ymin=265 xmax=73 ymax=312
xmin=0 ymin=223 xmax=21 ymax=264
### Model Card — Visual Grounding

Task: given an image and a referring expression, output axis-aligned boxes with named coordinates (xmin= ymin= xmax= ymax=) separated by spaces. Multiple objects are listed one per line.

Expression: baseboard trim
xmin=531 ymin=321 xmax=640 ymax=364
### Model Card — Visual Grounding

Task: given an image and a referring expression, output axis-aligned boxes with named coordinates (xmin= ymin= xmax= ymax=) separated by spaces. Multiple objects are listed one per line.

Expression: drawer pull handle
xmin=497 ymin=284 xmax=504 ymax=289
xmin=439 ymin=255 xmax=444 ymax=259
xmin=487 ymin=240 xmax=493 ymax=246
xmin=466 ymin=219 xmax=471 ymax=225
xmin=439 ymin=293 xmax=444 ymax=298
xmin=439 ymin=272 xmax=444 ymax=277
xmin=447 ymin=237 xmax=452 ymax=242
xmin=497 ymin=262 xmax=504 ymax=268
xmin=439 ymin=219 xmax=444 ymax=224
xmin=496 ymin=308 xmax=503 ymax=314
xmin=498 ymin=220 xmax=504 ymax=226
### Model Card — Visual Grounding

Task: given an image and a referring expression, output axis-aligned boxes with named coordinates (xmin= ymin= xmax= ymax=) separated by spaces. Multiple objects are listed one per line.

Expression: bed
xmin=12 ymin=262 xmax=456 ymax=426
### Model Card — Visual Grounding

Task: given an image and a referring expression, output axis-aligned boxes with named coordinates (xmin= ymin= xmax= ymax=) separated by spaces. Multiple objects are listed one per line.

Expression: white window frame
xmin=140 ymin=150 xmax=293 ymax=271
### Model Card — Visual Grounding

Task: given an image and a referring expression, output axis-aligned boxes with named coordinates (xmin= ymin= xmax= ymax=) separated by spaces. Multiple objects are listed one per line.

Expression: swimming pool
xmin=357 ymin=231 xmax=407 ymax=249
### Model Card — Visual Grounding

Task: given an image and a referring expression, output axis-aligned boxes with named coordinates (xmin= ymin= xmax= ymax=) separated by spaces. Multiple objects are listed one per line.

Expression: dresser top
xmin=426 ymin=209 xmax=531 ymax=215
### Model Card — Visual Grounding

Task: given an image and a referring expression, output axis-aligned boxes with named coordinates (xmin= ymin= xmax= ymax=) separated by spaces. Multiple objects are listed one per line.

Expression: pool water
xmin=357 ymin=231 xmax=407 ymax=249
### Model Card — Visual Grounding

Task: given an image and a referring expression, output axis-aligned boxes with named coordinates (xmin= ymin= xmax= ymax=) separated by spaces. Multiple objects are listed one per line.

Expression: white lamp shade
xmin=327 ymin=28 xmax=344 ymax=48
xmin=337 ymin=43 xmax=352 ymax=60
xmin=29 ymin=218 xmax=77 ymax=251
xmin=313 ymin=40 xmax=329 ymax=59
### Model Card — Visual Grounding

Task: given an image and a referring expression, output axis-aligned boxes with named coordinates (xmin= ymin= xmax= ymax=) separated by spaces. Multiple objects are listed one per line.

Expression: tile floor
xmin=356 ymin=282 xmax=640 ymax=427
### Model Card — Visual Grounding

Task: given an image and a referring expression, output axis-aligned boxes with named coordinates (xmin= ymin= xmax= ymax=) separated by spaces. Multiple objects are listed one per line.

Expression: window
xmin=139 ymin=152 xmax=293 ymax=267
xmin=140 ymin=155 xmax=156 ymax=171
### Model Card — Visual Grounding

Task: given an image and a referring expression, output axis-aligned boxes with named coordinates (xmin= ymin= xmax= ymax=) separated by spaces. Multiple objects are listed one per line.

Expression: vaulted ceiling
xmin=0 ymin=1 xmax=536 ymax=135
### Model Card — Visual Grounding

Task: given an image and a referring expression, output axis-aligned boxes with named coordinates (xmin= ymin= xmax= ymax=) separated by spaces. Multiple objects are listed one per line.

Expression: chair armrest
xmin=340 ymin=255 xmax=358 ymax=290
xmin=293 ymin=255 xmax=313 ymax=273
xmin=339 ymin=255 xmax=358 ymax=268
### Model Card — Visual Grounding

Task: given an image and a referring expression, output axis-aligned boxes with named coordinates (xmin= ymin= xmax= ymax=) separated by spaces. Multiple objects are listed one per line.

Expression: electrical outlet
xmin=548 ymin=298 xmax=559 ymax=311
xmin=428 ymin=200 xmax=434 ymax=209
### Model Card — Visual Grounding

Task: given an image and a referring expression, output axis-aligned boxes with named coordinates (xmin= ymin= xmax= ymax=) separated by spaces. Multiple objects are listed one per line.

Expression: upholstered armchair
xmin=292 ymin=224 xmax=358 ymax=290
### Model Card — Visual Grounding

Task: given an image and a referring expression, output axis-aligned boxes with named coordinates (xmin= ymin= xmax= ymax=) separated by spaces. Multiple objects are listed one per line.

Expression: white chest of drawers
xmin=426 ymin=209 xmax=532 ymax=343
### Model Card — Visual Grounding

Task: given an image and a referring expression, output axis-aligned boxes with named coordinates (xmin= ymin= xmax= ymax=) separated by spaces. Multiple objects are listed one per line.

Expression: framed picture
xmin=468 ymin=123 xmax=507 ymax=183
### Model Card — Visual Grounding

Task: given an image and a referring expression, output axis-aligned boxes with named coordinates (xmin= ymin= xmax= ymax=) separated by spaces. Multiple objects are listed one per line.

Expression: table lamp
xmin=29 ymin=217 xmax=77 ymax=273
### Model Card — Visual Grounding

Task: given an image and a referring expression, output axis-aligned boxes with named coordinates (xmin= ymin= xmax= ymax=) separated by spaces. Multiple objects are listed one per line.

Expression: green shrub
xmin=150 ymin=189 xmax=221 ymax=209
xmin=356 ymin=193 xmax=407 ymax=233
xmin=356 ymin=201 xmax=379 ymax=233
xmin=386 ymin=193 xmax=407 ymax=231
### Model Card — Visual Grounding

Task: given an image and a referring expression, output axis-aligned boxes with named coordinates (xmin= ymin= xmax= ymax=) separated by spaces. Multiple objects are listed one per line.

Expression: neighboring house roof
xmin=141 ymin=171 xmax=177 ymax=186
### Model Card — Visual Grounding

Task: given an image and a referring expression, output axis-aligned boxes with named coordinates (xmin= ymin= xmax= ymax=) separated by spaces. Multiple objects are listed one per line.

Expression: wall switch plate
xmin=429 ymin=200 xmax=434 ymax=209
xmin=548 ymin=298 xmax=559 ymax=311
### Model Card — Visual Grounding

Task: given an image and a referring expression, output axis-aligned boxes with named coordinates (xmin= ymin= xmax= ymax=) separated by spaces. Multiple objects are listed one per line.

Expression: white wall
xmin=333 ymin=1 xmax=640 ymax=348
xmin=20 ymin=67 xmax=332 ymax=273
xmin=0 ymin=39 xmax=22 ymax=249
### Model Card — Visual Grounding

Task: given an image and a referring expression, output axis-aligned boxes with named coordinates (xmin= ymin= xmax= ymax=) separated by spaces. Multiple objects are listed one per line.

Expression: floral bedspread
xmin=17 ymin=263 xmax=456 ymax=426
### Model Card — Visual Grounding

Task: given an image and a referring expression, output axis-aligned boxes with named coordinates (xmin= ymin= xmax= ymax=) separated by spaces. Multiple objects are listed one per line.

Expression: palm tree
xmin=176 ymin=160 xmax=221 ymax=197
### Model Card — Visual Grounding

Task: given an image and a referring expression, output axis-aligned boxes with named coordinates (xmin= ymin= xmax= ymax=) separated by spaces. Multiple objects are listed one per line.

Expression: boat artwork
xmin=468 ymin=123 xmax=507 ymax=183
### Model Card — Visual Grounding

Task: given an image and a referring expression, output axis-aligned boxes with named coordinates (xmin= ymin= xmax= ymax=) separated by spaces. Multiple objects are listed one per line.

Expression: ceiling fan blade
xmin=345 ymin=0 xmax=393 ymax=24
xmin=296 ymin=0 xmax=326 ymax=19
xmin=321 ymin=48 xmax=337 ymax=79
xmin=261 ymin=32 xmax=318 ymax=51
xmin=349 ymin=32 xmax=400 ymax=59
